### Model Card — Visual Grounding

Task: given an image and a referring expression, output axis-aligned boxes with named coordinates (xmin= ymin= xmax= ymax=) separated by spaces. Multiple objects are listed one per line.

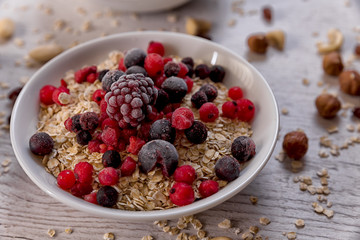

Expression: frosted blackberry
xmin=184 ymin=121 xmax=208 ymax=144
xmin=126 ymin=66 xmax=148 ymax=77
xmin=164 ymin=61 xmax=180 ymax=77
xmin=231 ymin=136 xmax=256 ymax=162
xmin=98 ymin=69 xmax=109 ymax=82
xmin=71 ymin=114 xmax=83 ymax=133
xmin=102 ymin=70 xmax=125 ymax=92
xmin=161 ymin=76 xmax=188 ymax=103
xmin=191 ymin=91 xmax=208 ymax=109
xmin=97 ymin=186 xmax=118 ymax=207
xmin=149 ymin=119 xmax=176 ymax=143
xmin=29 ymin=132 xmax=54 ymax=156
xmin=195 ymin=64 xmax=210 ymax=79
xmin=209 ymin=65 xmax=225 ymax=82
xmin=154 ymin=89 xmax=169 ymax=112
xmin=105 ymin=73 xmax=158 ymax=128
xmin=124 ymin=48 xmax=147 ymax=68
xmin=76 ymin=130 xmax=92 ymax=145
xmin=181 ymin=57 xmax=194 ymax=68
xmin=199 ymin=84 xmax=218 ymax=102
xmin=215 ymin=156 xmax=240 ymax=182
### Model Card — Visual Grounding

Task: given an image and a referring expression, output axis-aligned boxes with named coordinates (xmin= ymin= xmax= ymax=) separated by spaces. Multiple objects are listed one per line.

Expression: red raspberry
xmin=98 ymin=167 xmax=119 ymax=186
xmin=121 ymin=128 xmax=137 ymax=142
xmin=138 ymin=122 xmax=152 ymax=140
xmin=144 ymin=53 xmax=164 ymax=78
xmin=86 ymin=73 xmax=98 ymax=83
xmin=228 ymin=86 xmax=243 ymax=100
xmin=120 ymin=156 xmax=137 ymax=176
xmin=163 ymin=57 xmax=173 ymax=65
xmin=64 ymin=117 xmax=73 ymax=131
xmin=199 ymin=103 xmax=219 ymax=122
xmin=92 ymin=89 xmax=106 ymax=105
xmin=70 ymin=182 xmax=93 ymax=197
xmin=39 ymin=85 xmax=57 ymax=105
xmin=60 ymin=79 xmax=68 ymax=88
xmin=88 ymin=139 xmax=101 ymax=153
xmin=101 ymin=127 xmax=120 ymax=147
xmin=184 ymin=76 xmax=194 ymax=93
xmin=147 ymin=41 xmax=165 ymax=56
xmin=118 ymin=58 xmax=126 ymax=71
xmin=126 ymin=136 xmax=145 ymax=155
xmin=52 ymin=86 xmax=70 ymax=106
xmin=118 ymin=140 xmax=126 ymax=151
xmin=222 ymin=101 xmax=237 ymax=119
xmin=84 ymin=192 xmax=98 ymax=204
xmin=199 ymin=180 xmax=219 ymax=198
xmin=57 ymin=170 xmax=76 ymax=190
xmin=74 ymin=162 xmax=94 ymax=184
xmin=101 ymin=118 xmax=118 ymax=130
xmin=169 ymin=182 xmax=195 ymax=206
xmin=173 ymin=165 xmax=197 ymax=185
xmin=100 ymin=99 xmax=108 ymax=114
xmin=177 ymin=62 xmax=189 ymax=78
xmin=74 ymin=66 xmax=97 ymax=83
xmin=155 ymin=75 xmax=167 ymax=88
xmin=171 ymin=107 xmax=194 ymax=130
xmin=236 ymin=98 xmax=255 ymax=122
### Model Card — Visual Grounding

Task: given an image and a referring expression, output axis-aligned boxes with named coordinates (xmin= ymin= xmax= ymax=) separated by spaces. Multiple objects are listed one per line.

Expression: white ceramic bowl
xmin=11 ymin=31 xmax=279 ymax=221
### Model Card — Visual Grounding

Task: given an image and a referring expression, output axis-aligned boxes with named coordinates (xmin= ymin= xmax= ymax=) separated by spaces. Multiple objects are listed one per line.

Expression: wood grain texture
xmin=0 ymin=0 xmax=360 ymax=239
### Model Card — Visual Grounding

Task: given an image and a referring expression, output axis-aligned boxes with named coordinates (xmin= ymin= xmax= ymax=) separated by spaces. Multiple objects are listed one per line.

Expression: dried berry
xmin=80 ymin=112 xmax=99 ymax=131
xmin=76 ymin=130 xmax=92 ymax=145
xmin=149 ymin=119 xmax=176 ymax=143
xmin=102 ymin=150 xmax=121 ymax=168
xmin=315 ymin=93 xmax=341 ymax=119
xmin=209 ymin=65 xmax=225 ymax=83
xmin=154 ymin=89 xmax=170 ymax=112
xmin=161 ymin=76 xmax=188 ymax=103
xmin=231 ymin=136 xmax=256 ymax=163
xmin=322 ymin=52 xmax=344 ymax=76
xmin=184 ymin=121 xmax=208 ymax=144
xmin=124 ymin=48 xmax=147 ymax=68
xmin=125 ymin=65 xmax=148 ymax=76
xmin=96 ymin=186 xmax=118 ymax=207
xmin=29 ymin=132 xmax=54 ymax=156
xmin=191 ymin=91 xmax=208 ymax=109
xmin=282 ymin=131 xmax=308 ymax=160
xmin=199 ymin=84 xmax=218 ymax=101
xmin=194 ymin=64 xmax=210 ymax=79
xmin=247 ymin=34 xmax=268 ymax=54
xmin=339 ymin=70 xmax=360 ymax=96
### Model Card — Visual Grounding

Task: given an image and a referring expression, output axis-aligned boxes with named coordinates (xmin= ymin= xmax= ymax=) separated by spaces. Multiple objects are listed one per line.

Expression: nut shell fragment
xmin=29 ymin=44 xmax=63 ymax=63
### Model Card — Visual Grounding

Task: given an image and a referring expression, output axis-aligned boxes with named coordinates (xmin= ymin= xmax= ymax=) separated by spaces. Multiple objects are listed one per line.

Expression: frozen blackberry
xmin=76 ymin=130 xmax=92 ymax=145
xmin=149 ymin=119 xmax=176 ymax=143
xmin=184 ymin=121 xmax=207 ymax=144
xmin=185 ymin=64 xmax=194 ymax=77
xmin=71 ymin=114 xmax=83 ymax=133
xmin=231 ymin=136 xmax=256 ymax=162
xmin=209 ymin=65 xmax=225 ymax=82
xmin=191 ymin=91 xmax=208 ymax=109
xmin=8 ymin=87 xmax=22 ymax=104
xmin=80 ymin=112 xmax=99 ymax=131
xmin=125 ymin=66 xmax=148 ymax=76
xmin=102 ymin=70 xmax=125 ymax=92
xmin=181 ymin=57 xmax=194 ymax=68
xmin=138 ymin=140 xmax=178 ymax=177
xmin=98 ymin=69 xmax=109 ymax=82
xmin=105 ymin=73 xmax=158 ymax=128
xmin=96 ymin=186 xmax=118 ymax=207
xmin=215 ymin=156 xmax=240 ymax=182
xmin=102 ymin=150 xmax=121 ymax=168
xmin=124 ymin=48 xmax=147 ymax=68
xmin=195 ymin=64 xmax=210 ymax=79
xmin=29 ymin=132 xmax=54 ymax=156
xmin=161 ymin=76 xmax=188 ymax=103
xmin=154 ymin=89 xmax=170 ymax=112
xmin=199 ymin=84 xmax=218 ymax=102
xmin=164 ymin=61 xmax=180 ymax=77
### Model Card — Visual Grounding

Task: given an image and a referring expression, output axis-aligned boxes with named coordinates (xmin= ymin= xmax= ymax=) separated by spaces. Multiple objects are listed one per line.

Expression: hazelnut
xmin=247 ymin=34 xmax=268 ymax=54
xmin=339 ymin=70 xmax=360 ymax=96
xmin=354 ymin=44 xmax=360 ymax=57
xmin=322 ymin=52 xmax=343 ymax=76
xmin=282 ymin=131 xmax=308 ymax=160
xmin=315 ymin=93 xmax=341 ymax=119
xmin=353 ymin=107 xmax=360 ymax=119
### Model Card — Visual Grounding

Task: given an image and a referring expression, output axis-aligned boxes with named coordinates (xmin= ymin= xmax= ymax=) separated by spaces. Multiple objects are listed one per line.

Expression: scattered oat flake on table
xmin=346 ymin=124 xmax=355 ymax=132
xmin=287 ymin=232 xmax=296 ymax=240
xmin=300 ymin=176 xmax=312 ymax=185
xmin=259 ymin=217 xmax=271 ymax=226
xmin=302 ymin=78 xmax=310 ymax=85
xmin=307 ymin=185 xmax=317 ymax=195
xmin=249 ymin=226 xmax=259 ymax=235
xmin=3 ymin=166 xmax=10 ymax=173
xmin=317 ymin=168 xmax=328 ymax=177
xmin=197 ymin=229 xmax=207 ymax=238
xmin=64 ymin=228 xmax=72 ymax=234
xmin=249 ymin=195 xmax=258 ymax=204
xmin=327 ymin=201 xmax=333 ymax=208
xmin=167 ymin=14 xmax=178 ymax=23
xmin=299 ymin=182 xmax=307 ymax=191
xmin=275 ymin=151 xmax=285 ymax=162
xmin=47 ymin=229 xmax=56 ymax=238
xmin=326 ymin=126 xmax=338 ymax=134
xmin=0 ymin=82 xmax=9 ymax=89
xmin=103 ymin=232 xmax=115 ymax=240
xmin=241 ymin=231 xmax=253 ymax=240
xmin=141 ymin=235 xmax=153 ymax=240
xmin=318 ymin=149 xmax=329 ymax=158
xmin=323 ymin=209 xmax=334 ymax=218
xmin=314 ymin=203 xmax=324 ymax=213
xmin=295 ymin=219 xmax=305 ymax=228
xmin=227 ymin=19 xmax=236 ymax=27
xmin=1 ymin=158 xmax=11 ymax=167
xmin=14 ymin=38 xmax=24 ymax=47
xmin=291 ymin=160 xmax=303 ymax=170
xmin=218 ymin=219 xmax=231 ymax=229
xmin=281 ymin=108 xmax=289 ymax=115
xmin=234 ymin=228 xmax=242 ymax=235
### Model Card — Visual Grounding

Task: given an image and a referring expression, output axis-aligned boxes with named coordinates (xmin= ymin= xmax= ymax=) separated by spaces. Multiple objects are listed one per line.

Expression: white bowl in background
xmin=10 ymin=31 xmax=279 ymax=221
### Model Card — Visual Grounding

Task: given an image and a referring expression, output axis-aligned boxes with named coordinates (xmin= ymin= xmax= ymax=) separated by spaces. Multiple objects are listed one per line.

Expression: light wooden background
xmin=0 ymin=0 xmax=359 ymax=239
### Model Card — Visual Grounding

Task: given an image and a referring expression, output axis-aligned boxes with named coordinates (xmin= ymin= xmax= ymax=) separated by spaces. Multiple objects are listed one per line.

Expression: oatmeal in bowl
xmin=11 ymin=32 xmax=279 ymax=220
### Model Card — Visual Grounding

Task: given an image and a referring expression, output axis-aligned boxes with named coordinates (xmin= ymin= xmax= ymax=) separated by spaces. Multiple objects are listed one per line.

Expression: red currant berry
xmin=222 ymin=101 xmax=237 ymax=119
xmin=57 ymin=170 xmax=76 ymax=190
xmin=199 ymin=180 xmax=219 ymax=198
xmin=39 ymin=85 xmax=57 ymax=105
xmin=169 ymin=182 xmax=195 ymax=206
xmin=144 ymin=53 xmax=164 ymax=78
xmin=199 ymin=102 xmax=219 ymax=122
xmin=74 ymin=162 xmax=94 ymax=184
xmin=92 ymin=89 xmax=106 ymax=105
xmin=98 ymin=167 xmax=119 ymax=186
xmin=171 ymin=107 xmax=194 ymax=130
xmin=147 ymin=41 xmax=165 ymax=56
xmin=70 ymin=182 xmax=93 ymax=197
xmin=236 ymin=98 xmax=255 ymax=122
xmin=228 ymin=86 xmax=243 ymax=100
xmin=84 ymin=192 xmax=98 ymax=204
xmin=177 ymin=62 xmax=189 ymax=78
xmin=184 ymin=76 xmax=194 ymax=93
xmin=173 ymin=165 xmax=197 ymax=185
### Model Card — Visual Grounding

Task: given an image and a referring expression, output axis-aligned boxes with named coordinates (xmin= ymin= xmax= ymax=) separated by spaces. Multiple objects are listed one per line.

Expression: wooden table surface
xmin=0 ymin=0 xmax=359 ymax=239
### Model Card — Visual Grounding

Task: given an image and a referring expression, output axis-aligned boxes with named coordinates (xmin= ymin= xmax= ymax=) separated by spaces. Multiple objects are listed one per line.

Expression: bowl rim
xmin=10 ymin=31 xmax=279 ymax=221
